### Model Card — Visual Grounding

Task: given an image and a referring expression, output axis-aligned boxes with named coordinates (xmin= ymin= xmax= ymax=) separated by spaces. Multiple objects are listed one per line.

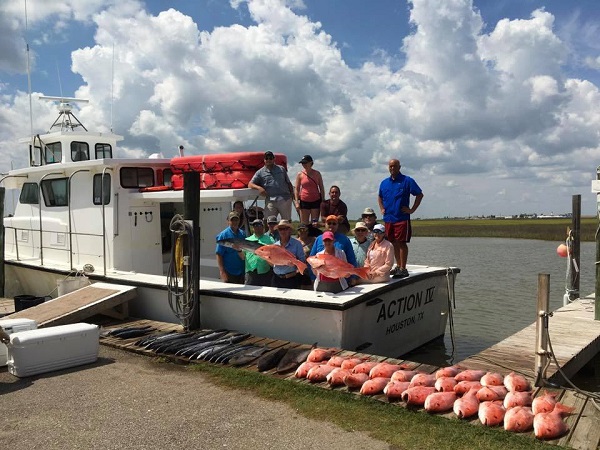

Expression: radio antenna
xmin=24 ymin=0 xmax=33 ymax=139
xmin=110 ymin=42 xmax=114 ymax=132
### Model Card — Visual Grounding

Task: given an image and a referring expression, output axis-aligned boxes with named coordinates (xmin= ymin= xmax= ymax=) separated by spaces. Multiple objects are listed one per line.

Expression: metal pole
xmin=534 ymin=273 xmax=550 ymax=386
xmin=183 ymin=171 xmax=200 ymax=330
xmin=570 ymin=194 xmax=580 ymax=301
xmin=0 ymin=187 xmax=5 ymax=297
xmin=596 ymin=168 xmax=600 ymax=320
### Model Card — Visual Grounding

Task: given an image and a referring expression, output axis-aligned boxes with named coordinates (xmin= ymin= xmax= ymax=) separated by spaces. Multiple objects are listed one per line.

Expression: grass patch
xmin=186 ymin=362 xmax=561 ymax=450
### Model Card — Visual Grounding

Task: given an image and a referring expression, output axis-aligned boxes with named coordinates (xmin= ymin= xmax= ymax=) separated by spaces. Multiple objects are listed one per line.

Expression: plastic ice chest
xmin=0 ymin=318 xmax=37 ymax=367
xmin=7 ymin=323 xmax=99 ymax=377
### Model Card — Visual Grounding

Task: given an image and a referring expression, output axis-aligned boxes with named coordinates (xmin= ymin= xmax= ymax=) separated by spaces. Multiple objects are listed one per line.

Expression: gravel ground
xmin=0 ymin=345 xmax=392 ymax=450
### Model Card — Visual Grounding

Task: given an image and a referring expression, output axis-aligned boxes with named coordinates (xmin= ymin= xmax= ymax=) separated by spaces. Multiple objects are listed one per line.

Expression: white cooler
xmin=7 ymin=323 xmax=100 ymax=377
xmin=0 ymin=318 xmax=37 ymax=367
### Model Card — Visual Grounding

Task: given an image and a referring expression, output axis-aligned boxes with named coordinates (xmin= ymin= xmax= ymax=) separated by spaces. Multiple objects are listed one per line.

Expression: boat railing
xmin=68 ymin=169 xmax=90 ymax=270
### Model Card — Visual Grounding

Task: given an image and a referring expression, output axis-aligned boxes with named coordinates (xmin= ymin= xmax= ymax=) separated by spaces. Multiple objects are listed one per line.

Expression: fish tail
xmin=295 ymin=260 xmax=308 ymax=274
xmin=554 ymin=402 xmax=574 ymax=415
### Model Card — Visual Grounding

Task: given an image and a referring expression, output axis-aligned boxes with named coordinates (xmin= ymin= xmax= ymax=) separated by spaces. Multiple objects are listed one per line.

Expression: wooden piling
xmin=534 ymin=273 xmax=550 ymax=386
xmin=570 ymin=194 xmax=580 ymax=301
xmin=0 ymin=187 xmax=4 ymax=297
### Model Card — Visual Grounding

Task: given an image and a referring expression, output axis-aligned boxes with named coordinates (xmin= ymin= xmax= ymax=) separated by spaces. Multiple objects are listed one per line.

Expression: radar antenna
xmin=39 ymin=96 xmax=89 ymax=132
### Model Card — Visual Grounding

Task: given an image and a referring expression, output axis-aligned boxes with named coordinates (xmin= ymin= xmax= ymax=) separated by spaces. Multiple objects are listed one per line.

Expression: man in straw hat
xmin=272 ymin=220 xmax=305 ymax=289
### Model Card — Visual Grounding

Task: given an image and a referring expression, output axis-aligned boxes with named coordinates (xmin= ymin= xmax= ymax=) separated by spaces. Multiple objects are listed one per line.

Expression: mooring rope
xmin=445 ymin=268 xmax=457 ymax=364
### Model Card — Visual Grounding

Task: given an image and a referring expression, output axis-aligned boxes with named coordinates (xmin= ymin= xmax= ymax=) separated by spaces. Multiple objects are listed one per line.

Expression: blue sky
xmin=1 ymin=0 xmax=600 ymax=219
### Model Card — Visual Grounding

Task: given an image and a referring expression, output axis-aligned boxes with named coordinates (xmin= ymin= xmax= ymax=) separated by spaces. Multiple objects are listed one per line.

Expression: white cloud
xmin=0 ymin=0 xmax=598 ymax=218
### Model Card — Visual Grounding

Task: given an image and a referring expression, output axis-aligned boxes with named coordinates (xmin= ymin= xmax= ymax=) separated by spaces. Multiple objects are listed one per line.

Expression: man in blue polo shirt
xmin=378 ymin=158 xmax=423 ymax=279
xmin=215 ymin=211 xmax=246 ymax=283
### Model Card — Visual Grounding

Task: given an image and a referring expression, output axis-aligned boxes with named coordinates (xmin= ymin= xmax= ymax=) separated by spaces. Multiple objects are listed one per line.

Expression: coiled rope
xmin=166 ymin=214 xmax=196 ymax=321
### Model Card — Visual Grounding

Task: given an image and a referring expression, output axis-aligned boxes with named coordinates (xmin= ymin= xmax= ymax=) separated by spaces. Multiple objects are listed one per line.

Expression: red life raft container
xmin=169 ymin=152 xmax=288 ymax=190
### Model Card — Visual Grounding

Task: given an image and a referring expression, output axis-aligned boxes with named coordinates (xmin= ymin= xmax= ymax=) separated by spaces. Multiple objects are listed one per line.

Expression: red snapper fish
xmin=391 ymin=370 xmax=419 ymax=382
xmin=454 ymin=380 xmax=482 ymax=395
xmin=532 ymin=391 xmax=561 ymax=415
xmin=254 ymin=244 xmax=307 ymax=274
xmin=504 ymin=372 xmax=531 ymax=392
xmin=533 ymin=406 xmax=573 ymax=439
xmin=455 ymin=369 xmax=486 ymax=382
xmin=340 ymin=358 xmax=366 ymax=370
xmin=435 ymin=377 xmax=457 ymax=392
xmin=402 ymin=386 xmax=436 ymax=406
xmin=476 ymin=385 xmax=508 ymax=402
xmin=306 ymin=364 xmax=336 ymax=382
xmin=504 ymin=406 xmax=534 ymax=433
xmin=369 ymin=363 xmax=405 ymax=379
xmin=306 ymin=347 xmax=337 ymax=363
xmin=307 ymin=254 xmax=369 ymax=279
xmin=360 ymin=377 xmax=391 ymax=395
xmin=409 ymin=373 xmax=436 ymax=388
xmin=326 ymin=368 xmax=350 ymax=386
xmin=295 ymin=361 xmax=320 ymax=378
xmin=352 ymin=361 xmax=379 ymax=375
xmin=424 ymin=391 xmax=457 ymax=413
xmin=343 ymin=372 xmax=369 ymax=389
xmin=503 ymin=391 xmax=533 ymax=409
xmin=480 ymin=372 xmax=504 ymax=387
xmin=326 ymin=356 xmax=347 ymax=367
xmin=435 ymin=366 xmax=462 ymax=379
xmin=383 ymin=380 xmax=411 ymax=399
xmin=478 ymin=401 xmax=506 ymax=427
xmin=453 ymin=388 xmax=480 ymax=419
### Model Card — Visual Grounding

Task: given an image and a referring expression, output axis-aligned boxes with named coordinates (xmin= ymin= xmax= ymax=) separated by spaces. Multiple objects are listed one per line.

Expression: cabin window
xmin=96 ymin=143 xmax=112 ymax=159
xmin=44 ymin=142 xmax=61 ymax=164
xmin=41 ymin=178 xmax=68 ymax=207
xmin=162 ymin=169 xmax=173 ymax=187
xmin=71 ymin=141 xmax=90 ymax=161
xmin=19 ymin=182 xmax=39 ymax=204
xmin=93 ymin=174 xmax=111 ymax=205
xmin=120 ymin=167 xmax=155 ymax=188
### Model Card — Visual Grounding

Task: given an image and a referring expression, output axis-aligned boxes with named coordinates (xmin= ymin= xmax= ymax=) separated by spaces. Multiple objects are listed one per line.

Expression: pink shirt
xmin=299 ymin=171 xmax=321 ymax=202
xmin=364 ymin=239 xmax=394 ymax=282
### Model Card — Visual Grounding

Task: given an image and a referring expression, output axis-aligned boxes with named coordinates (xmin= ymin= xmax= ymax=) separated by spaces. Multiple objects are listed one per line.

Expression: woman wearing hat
xmin=363 ymin=224 xmax=394 ymax=283
xmin=294 ymin=154 xmax=325 ymax=227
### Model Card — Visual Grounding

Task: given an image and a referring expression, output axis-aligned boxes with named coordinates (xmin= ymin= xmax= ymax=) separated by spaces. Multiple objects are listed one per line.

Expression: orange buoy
xmin=556 ymin=244 xmax=568 ymax=257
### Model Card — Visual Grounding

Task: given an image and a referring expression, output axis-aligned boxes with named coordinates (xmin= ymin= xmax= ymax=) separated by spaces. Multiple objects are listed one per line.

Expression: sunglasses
xmin=264 ymin=156 xmax=274 ymax=160
xmin=355 ymin=229 xmax=367 ymax=232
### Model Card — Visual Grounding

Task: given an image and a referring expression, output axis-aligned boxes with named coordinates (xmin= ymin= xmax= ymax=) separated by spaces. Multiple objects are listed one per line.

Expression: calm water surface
xmin=405 ymin=237 xmax=596 ymax=366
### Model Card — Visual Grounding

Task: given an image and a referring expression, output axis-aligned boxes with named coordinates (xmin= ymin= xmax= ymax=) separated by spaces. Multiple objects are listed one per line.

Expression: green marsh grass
xmin=188 ymin=362 xmax=561 ymax=450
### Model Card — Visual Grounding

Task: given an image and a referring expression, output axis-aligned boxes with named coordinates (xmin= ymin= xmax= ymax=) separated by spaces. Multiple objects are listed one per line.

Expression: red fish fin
xmin=296 ymin=260 xmax=308 ymax=274
xmin=355 ymin=267 xmax=370 ymax=279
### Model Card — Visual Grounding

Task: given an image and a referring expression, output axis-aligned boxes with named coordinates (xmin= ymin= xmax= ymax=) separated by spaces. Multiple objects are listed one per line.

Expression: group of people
xmin=216 ymin=151 xmax=424 ymax=291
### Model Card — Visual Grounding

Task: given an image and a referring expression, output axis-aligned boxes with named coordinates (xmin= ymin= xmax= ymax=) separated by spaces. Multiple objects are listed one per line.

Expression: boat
xmin=1 ymin=97 xmax=460 ymax=358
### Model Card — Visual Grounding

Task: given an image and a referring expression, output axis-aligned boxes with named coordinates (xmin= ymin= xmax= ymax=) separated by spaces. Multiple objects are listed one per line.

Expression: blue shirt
xmin=378 ymin=173 xmax=422 ymax=223
xmin=250 ymin=164 xmax=292 ymax=199
xmin=215 ymin=227 xmax=246 ymax=276
xmin=273 ymin=237 xmax=306 ymax=276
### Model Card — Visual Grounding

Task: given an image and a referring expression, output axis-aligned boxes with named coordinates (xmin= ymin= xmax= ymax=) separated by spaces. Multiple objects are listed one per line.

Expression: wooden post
xmin=534 ymin=273 xmax=550 ymax=387
xmin=183 ymin=171 xmax=200 ymax=330
xmin=0 ymin=187 xmax=4 ymax=297
xmin=570 ymin=194 xmax=580 ymax=301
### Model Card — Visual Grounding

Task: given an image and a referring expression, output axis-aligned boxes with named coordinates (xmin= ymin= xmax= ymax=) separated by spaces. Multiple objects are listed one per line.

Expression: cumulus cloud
xmin=0 ymin=0 xmax=598 ymax=218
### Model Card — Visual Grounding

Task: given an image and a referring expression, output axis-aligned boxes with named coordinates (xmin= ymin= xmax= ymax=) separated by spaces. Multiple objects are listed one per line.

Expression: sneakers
xmin=392 ymin=267 xmax=409 ymax=279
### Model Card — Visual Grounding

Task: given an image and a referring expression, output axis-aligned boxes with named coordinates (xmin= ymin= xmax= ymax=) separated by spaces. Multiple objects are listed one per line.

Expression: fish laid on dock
xmin=275 ymin=344 xmax=316 ymax=373
xmin=256 ymin=347 xmax=288 ymax=372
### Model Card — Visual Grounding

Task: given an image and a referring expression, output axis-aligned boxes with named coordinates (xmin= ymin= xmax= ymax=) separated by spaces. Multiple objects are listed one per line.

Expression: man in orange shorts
xmin=378 ymin=159 xmax=423 ymax=278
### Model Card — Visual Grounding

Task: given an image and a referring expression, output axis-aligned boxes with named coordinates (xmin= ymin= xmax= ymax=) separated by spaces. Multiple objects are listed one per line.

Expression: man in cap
xmin=248 ymin=151 xmax=295 ymax=221
xmin=215 ymin=211 xmax=246 ymax=283
xmin=378 ymin=158 xmax=423 ymax=279
xmin=272 ymin=220 xmax=306 ymax=289
xmin=350 ymin=221 xmax=371 ymax=267
xmin=265 ymin=215 xmax=280 ymax=242
xmin=241 ymin=219 xmax=275 ymax=286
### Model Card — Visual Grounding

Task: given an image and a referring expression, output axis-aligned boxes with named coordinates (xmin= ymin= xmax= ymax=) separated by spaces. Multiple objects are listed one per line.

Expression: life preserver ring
xmin=170 ymin=152 xmax=287 ymax=173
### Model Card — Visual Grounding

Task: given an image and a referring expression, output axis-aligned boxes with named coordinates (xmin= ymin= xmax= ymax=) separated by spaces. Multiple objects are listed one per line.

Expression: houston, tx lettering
xmin=376 ymin=286 xmax=435 ymax=323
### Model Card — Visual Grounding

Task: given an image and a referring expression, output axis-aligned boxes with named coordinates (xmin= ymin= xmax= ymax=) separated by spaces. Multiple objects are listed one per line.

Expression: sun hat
xmin=276 ymin=219 xmax=293 ymax=230
xmin=325 ymin=214 xmax=338 ymax=223
xmin=251 ymin=219 xmax=264 ymax=226
xmin=353 ymin=221 xmax=368 ymax=231
xmin=322 ymin=231 xmax=335 ymax=241
xmin=362 ymin=207 xmax=376 ymax=217
xmin=267 ymin=215 xmax=278 ymax=224
xmin=297 ymin=223 xmax=308 ymax=230
xmin=373 ymin=224 xmax=385 ymax=233
xmin=228 ymin=211 xmax=240 ymax=220
xmin=299 ymin=155 xmax=313 ymax=164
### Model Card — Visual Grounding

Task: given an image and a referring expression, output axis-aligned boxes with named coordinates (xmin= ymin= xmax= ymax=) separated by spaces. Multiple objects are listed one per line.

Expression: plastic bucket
xmin=14 ymin=295 xmax=46 ymax=312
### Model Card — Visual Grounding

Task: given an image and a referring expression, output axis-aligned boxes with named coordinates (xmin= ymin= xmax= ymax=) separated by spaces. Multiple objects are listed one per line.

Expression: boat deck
xmin=94 ymin=315 xmax=600 ymax=450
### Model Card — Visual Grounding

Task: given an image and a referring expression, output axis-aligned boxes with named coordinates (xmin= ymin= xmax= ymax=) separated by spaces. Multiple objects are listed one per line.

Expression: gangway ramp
xmin=4 ymin=282 xmax=137 ymax=327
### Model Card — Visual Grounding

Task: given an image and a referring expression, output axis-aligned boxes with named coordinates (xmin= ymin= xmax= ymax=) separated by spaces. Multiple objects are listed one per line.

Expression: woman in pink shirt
xmin=363 ymin=224 xmax=394 ymax=283
xmin=294 ymin=155 xmax=325 ymax=226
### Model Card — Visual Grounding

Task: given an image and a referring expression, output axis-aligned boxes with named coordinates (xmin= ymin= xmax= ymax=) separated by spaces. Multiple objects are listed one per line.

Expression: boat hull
xmin=5 ymin=261 xmax=457 ymax=358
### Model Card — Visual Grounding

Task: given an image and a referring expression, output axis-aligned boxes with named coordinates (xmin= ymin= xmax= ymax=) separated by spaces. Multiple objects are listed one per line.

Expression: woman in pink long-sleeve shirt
xmin=364 ymin=224 xmax=394 ymax=283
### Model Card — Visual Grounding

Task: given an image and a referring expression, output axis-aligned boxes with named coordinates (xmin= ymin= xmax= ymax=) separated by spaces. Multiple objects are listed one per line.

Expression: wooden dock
xmin=94 ymin=315 xmax=600 ymax=450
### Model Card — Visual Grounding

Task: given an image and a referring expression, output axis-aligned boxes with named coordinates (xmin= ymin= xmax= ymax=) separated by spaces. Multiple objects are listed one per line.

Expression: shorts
xmin=299 ymin=198 xmax=321 ymax=210
xmin=385 ymin=221 xmax=412 ymax=243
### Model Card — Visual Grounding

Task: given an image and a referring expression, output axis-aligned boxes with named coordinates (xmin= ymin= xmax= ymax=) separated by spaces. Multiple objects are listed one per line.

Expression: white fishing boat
xmin=1 ymin=98 xmax=459 ymax=357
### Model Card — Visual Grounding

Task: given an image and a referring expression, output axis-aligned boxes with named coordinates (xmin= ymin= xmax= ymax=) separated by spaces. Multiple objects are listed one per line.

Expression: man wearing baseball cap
xmin=248 ymin=151 xmax=295 ymax=221
xmin=265 ymin=215 xmax=280 ymax=242
xmin=242 ymin=219 xmax=274 ymax=286
xmin=215 ymin=211 xmax=246 ymax=283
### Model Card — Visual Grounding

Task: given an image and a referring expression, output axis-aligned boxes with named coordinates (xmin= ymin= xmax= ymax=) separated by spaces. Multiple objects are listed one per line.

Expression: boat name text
xmin=376 ymin=286 xmax=435 ymax=323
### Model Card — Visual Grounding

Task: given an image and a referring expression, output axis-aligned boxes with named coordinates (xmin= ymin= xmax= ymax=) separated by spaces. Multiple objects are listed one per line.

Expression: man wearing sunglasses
xmin=249 ymin=151 xmax=295 ymax=221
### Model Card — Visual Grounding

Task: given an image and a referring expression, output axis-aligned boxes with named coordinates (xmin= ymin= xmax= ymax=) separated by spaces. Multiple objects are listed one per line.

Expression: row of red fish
xmin=299 ymin=349 xmax=574 ymax=440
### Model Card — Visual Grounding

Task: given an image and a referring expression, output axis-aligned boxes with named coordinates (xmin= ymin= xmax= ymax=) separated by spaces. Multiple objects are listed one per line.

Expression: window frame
xmin=19 ymin=182 xmax=39 ymax=205
xmin=93 ymin=173 xmax=111 ymax=205
xmin=120 ymin=167 xmax=155 ymax=188
xmin=40 ymin=178 xmax=69 ymax=207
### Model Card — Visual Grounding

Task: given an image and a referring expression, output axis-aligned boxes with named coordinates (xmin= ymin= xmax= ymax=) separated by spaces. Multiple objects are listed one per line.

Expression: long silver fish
xmin=276 ymin=343 xmax=317 ymax=374
xmin=217 ymin=238 xmax=264 ymax=253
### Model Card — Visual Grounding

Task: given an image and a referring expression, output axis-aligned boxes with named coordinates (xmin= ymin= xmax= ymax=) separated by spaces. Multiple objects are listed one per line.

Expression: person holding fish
xmin=271 ymin=220 xmax=306 ymax=289
xmin=248 ymin=151 xmax=295 ymax=221
xmin=363 ymin=224 xmax=395 ymax=283
xmin=313 ymin=231 xmax=350 ymax=293
xmin=215 ymin=211 xmax=246 ymax=283
xmin=378 ymin=159 xmax=423 ymax=279
xmin=240 ymin=219 xmax=275 ymax=286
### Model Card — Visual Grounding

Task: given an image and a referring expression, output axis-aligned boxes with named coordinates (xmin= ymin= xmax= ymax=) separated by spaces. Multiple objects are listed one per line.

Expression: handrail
xmin=67 ymin=169 xmax=90 ymax=269
xmin=38 ymin=171 xmax=65 ymax=265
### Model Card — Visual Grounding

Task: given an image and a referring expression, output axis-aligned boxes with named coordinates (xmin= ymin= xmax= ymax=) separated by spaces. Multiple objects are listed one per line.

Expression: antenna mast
xmin=24 ymin=0 xmax=33 ymax=139
xmin=39 ymin=96 xmax=90 ymax=132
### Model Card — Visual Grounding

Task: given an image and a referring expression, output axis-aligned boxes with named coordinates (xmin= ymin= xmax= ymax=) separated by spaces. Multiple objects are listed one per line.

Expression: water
xmin=405 ymin=237 xmax=597 ymax=367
